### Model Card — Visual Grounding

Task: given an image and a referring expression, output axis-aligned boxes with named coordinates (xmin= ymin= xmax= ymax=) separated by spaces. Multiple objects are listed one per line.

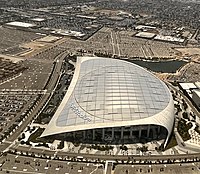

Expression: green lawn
xmin=177 ymin=119 xmax=192 ymax=141
xmin=165 ymin=133 xmax=178 ymax=150
xmin=28 ymin=128 xmax=45 ymax=143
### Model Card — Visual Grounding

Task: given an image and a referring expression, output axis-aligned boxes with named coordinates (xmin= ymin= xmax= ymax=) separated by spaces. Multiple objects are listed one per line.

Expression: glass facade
xmin=56 ymin=58 xmax=170 ymax=127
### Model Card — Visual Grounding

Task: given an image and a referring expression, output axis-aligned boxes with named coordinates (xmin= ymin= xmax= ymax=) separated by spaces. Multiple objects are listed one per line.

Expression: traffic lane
xmin=9 ymin=145 xmax=200 ymax=163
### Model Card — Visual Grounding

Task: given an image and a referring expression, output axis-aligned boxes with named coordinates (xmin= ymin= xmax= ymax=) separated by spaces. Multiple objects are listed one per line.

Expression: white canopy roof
xmin=41 ymin=57 xmax=174 ymax=146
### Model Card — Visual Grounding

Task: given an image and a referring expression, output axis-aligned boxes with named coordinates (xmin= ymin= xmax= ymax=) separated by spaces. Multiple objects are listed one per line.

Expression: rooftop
xmin=193 ymin=89 xmax=200 ymax=98
xmin=42 ymin=57 xmax=174 ymax=137
xmin=6 ymin=21 xmax=36 ymax=28
xmin=179 ymin=83 xmax=197 ymax=90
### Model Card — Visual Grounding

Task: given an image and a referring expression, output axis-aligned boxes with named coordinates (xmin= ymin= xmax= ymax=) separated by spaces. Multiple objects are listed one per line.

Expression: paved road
xmin=8 ymin=144 xmax=200 ymax=164
xmin=0 ymin=51 xmax=68 ymax=152
xmin=1 ymin=58 xmax=200 ymax=164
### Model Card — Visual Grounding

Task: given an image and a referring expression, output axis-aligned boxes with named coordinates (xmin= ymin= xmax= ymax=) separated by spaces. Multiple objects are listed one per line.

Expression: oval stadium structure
xmin=41 ymin=57 xmax=174 ymax=147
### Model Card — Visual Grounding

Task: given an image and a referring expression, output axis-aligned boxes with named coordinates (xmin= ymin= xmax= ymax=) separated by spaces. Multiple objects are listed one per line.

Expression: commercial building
xmin=154 ymin=35 xmax=185 ymax=43
xmin=6 ymin=21 xmax=36 ymax=28
xmin=179 ymin=82 xmax=198 ymax=97
xmin=135 ymin=32 xmax=156 ymax=39
xmin=192 ymin=90 xmax=200 ymax=109
xmin=41 ymin=57 xmax=174 ymax=146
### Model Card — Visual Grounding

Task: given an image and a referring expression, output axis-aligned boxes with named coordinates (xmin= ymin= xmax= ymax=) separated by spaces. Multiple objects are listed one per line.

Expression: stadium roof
xmin=41 ymin=57 xmax=174 ymax=144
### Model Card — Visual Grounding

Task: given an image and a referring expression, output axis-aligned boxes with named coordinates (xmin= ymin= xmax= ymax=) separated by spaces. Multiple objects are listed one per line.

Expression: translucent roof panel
xmin=56 ymin=57 xmax=171 ymax=127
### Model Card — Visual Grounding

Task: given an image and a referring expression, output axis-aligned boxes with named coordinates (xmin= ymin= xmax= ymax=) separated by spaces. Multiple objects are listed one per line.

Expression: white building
xmin=6 ymin=21 xmax=36 ymax=28
xmin=192 ymin=90 xmax=200 ymax=109
xmin=41 ymin=57 xmax=174 ymax=147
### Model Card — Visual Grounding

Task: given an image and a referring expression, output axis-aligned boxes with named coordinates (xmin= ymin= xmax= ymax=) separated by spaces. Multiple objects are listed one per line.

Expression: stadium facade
xmin=41 ymin=57 xmax=174 ymax=147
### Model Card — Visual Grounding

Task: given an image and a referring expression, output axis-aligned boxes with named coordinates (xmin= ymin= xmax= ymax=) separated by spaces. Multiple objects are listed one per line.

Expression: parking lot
xmin=0 ymin=154 xmax=104 ymax=174
xmin=60 ymin=27 xmax=179 ymax=59
xmin=114 ymin=163 xmax=200 ymax=174
xmin=0 ymin=94 xmax=38 ymax=139
xmin=1 ymin=153 xmax=200 ymax=174
xmin=0 ymin=27 xmax=43 ymax=55
xmin=0 ymin=58 xmax=26 ymax=82
xmin=0 ymin=59 xmax=53 ymax=90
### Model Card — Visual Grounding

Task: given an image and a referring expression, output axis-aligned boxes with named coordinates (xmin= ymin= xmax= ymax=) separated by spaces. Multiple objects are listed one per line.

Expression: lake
xmin=125 ymin=59 xmax=187 ymax=73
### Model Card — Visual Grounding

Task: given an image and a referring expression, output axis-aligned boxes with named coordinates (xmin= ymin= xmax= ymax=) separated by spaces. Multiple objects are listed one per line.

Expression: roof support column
xmin=112 ymin=128 xmax=114 ymax=140
xmin=147 ymin=125 xmax=150 ymax=138
xmin=158 ymin=126 xmax=160 ymax=134
xmin=139 ymin=128 xmax=141 ymax=140
xmin=92 ymin=129 xmax=95 ymax=140
xmin=102 ymin=128 xmax=105 ymax=140
xmin=152 ymin=127 xmax=157 ymax=139
xmin=83 ymin=130 xmax=86 ymax=140
xmin=121 ymin=127 xmax=124 ymax=140
xmin=130 ymin=126 xmax=133 ymax=138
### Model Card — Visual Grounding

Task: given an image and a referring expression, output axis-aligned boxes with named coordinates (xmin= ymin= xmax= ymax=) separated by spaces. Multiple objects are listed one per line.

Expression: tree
xmin=182 ymin=112 xmax=189 ymax=120
xmin=21 ymin=133 xmax=25 ymax=139
xmin=183 ymin=103 xmax=188 ymax=110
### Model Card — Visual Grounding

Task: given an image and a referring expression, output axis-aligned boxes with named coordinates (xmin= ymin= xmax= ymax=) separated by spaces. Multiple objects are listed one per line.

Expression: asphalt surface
xmin=0 ymin=53 xmax=200 ymax=171
xmin=0 ymin=51 xmax=68 ymax=152
xmin=8 ymin=145 xmax=200 ymax=163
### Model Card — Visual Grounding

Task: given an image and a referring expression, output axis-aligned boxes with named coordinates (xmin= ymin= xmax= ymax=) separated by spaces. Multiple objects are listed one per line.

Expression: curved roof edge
xmin=41 ymin=56 xmax=174 ymax=145
xmin=41 ymin=96 xmax=174 ymax=142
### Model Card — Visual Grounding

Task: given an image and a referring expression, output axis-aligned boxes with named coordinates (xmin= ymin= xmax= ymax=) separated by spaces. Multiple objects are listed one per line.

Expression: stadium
xmin=41 ymin=57 xmax=174 ymax=147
